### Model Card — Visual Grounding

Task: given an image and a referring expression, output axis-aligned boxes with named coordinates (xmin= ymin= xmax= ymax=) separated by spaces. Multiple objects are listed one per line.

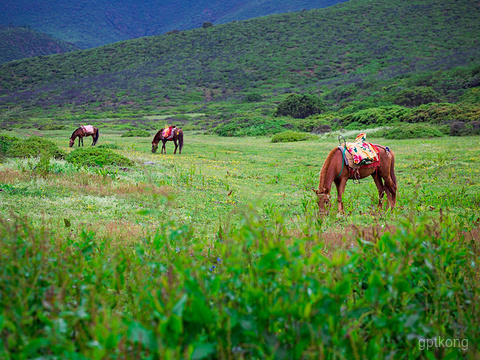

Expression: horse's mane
xmin=153 ymin=129 xmax=163 ymax=142
xmin=70 ymin=127 xmax=79 ymax=139
xmin=318 ymin=147 xmax=339 ymax=192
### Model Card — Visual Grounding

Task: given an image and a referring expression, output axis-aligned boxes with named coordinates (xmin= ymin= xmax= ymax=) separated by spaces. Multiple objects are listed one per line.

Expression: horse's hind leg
xmin=372 ymin=172 xmax=386 ymax=210
xmin=384 ymin=176 xmax=397 ymax=209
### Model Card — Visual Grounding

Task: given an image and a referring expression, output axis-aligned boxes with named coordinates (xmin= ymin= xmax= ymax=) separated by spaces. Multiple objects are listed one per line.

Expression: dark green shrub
xmin=242 ymin=93 xmax=262 ymax=103
xmin=121 ymin=129 xmax=151 ymax=137
xmin=0 ymin=134 xmax=20 ymax=155
xmin=66 ymin=147 xmax=133 ymax=167
xmin=312 ymin=124 xmax=332 ymax=134
xmin=380 ymin=124 xmax=444 ymax=139
xmin=274 ymin=93 xmax=326 ymax=119
xmin=6 ymin=136 xmax=65 ymax=159
xmin=449 ymin=121 xmax=466 ymax=136
xmin=393 ymin=86 xmax=441 ymax=107
xmin=449 ymin=121 xmax=480 ymax=136
xmin=271 ymin=131 xmax=315 ymax=143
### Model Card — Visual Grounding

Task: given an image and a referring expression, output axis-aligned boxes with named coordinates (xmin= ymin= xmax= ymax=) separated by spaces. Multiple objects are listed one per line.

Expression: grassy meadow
xmin=1 ymin=129 xmax=479 ymax=358
xmin=2 ymin=129 xmax=479 ymax=243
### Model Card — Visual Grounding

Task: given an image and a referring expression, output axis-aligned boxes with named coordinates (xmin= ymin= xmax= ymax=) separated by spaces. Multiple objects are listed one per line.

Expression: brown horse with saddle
xmin=152 ymin=126 xmax=184 ymax=154
xmin=69 ymin=125 xmax=99 ymax=147
xmin=314 ymin=133 xmax=397 ymax=213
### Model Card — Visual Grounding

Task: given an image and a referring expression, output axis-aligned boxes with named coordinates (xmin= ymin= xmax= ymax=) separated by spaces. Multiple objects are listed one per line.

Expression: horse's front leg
xmin=78 ymin=137 xmax=81 ymax=147
xmin=161 ymin=141 xmax=166 ymax=154
xmin=334 ymin=177 xmax=347 ymax=213
xmin=173 ymin=140 xmax=178 ymax=154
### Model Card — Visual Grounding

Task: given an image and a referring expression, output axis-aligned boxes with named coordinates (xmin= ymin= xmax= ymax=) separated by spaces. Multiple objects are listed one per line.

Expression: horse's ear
xmin=312 ymin=188 xmax=320 ymax=195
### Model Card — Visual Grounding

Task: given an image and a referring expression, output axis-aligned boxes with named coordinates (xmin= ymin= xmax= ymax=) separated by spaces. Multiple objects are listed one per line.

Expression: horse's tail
xmin=178 ymin=130 xmax=184 ymax=153
xmin=390 ymin=150 xmax=397 ymax=187
xmin=94 ymin=128 xmax=99 ymax=145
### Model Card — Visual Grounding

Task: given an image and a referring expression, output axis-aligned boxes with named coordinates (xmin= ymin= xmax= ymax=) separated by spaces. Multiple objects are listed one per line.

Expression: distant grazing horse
xmin=314 ymin=145 xmax=397 ymax=213
xmin=69 ymin=125 xmax=99 ymax=147
xmin=152 ymin=127 xmax=184 ymax=154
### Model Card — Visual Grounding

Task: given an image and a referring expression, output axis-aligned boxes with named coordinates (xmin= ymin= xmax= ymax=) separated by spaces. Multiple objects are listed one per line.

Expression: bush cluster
xmin=407 ymin=103 xmax=480 ymax=124
xmin=335 ymin=103 xmax=480 ymax=130
xmin=6 ymin=136 xmax=65 ymax=159
xmin=0 ymin=134 xmax=20 ymax=156
xmin=65 ymin=147 xmax=133 ymax=167
xmin=393 ymin=86 xmax=440 ymax=107
xmin=271 ymin=131 xmax=315 ymax=143
xmin=339 ymin=106 xmax=411 ymax=128
xmin=373 ymin=124 xmax=444 ymax=139
xmin=274 ymin=93 xmax=326 ymax=119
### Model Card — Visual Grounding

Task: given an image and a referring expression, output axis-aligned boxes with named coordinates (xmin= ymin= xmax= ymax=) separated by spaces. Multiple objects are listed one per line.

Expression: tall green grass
xmin=0 ymin=211 xmax=478 ymax=359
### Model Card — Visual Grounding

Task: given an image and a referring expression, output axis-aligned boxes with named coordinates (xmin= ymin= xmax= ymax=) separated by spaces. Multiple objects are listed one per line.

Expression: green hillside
xmin=0 ymin=0 xmax=347 ymax=49
xmin=0 ymin=0 xmax=479 ymax=129
xmin=0 ymin=26 xmax=79 ymax=63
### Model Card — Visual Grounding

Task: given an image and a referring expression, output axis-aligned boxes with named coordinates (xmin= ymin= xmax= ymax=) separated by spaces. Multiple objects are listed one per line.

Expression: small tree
xmin=202 ymin=22 xmax=213 ymax=29
xmin=274 ymin=93 xmax=325 ymax=119
xmin=243 ymin=93 xmax=262 ymax=103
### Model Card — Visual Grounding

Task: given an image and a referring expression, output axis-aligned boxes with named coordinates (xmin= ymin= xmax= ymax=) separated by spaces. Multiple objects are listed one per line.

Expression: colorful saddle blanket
xmin=81 ymin=125 xmax=95 ymax=135
xmin=162 ymin=127 xmax=174 ymax=138
xmin=342 ymin=133 xmax=379 ymax=168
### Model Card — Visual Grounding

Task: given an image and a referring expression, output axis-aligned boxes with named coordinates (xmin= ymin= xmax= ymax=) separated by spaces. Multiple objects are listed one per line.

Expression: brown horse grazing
xmin=314 ymin=145 xmax=397 ymax=213
xmin=69 ymin=125 xmax=99 ymax=147
xmin=151 ymin=127 xmax=184 ymax=154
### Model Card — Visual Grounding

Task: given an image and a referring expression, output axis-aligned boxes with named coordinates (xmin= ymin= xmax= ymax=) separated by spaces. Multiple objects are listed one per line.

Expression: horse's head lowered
xmin=151 ymin=140 xmax=159 ymax=153
xmin=69 ymin=137 xmax=75 ymax=147
xmin=313 ymin=188 xmax=331 ymax=213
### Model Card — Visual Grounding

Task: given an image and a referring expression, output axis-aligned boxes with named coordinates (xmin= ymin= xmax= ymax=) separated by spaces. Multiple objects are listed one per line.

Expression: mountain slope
xmin=0 ymin=0 xmax=348 ymax=49
xmin=0 ymin=26 xmax=79 ymax=63
xmin=0 ymin=0 xmax=479 ymax=119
